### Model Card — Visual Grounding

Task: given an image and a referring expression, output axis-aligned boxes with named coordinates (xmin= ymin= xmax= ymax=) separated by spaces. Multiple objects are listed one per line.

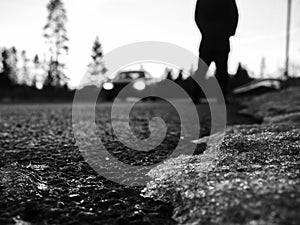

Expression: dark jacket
xmin=195 ymin=0 xmax=239 ymax=38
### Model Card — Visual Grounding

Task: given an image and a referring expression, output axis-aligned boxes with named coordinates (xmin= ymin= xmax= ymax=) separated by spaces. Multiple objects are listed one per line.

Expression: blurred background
xmin=0 ymin=0 xmax=299 ymax=102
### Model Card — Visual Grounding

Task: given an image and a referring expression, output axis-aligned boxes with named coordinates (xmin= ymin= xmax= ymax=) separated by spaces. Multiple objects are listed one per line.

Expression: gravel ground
xmin=239 ymin=87 xmax=300 ymax=123
xmin=142 ymin=88 xmax=300 ymax=225
xmin=0 ymin=102 xmax=253 ymax=225
xmin=142 ymin=124 xmax=300 ymax=225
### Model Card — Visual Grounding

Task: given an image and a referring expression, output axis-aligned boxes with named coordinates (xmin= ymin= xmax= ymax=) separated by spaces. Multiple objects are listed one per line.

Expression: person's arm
xmin=194 ymin=0 xmax=201 ymax=29
xmin=229 ymin=0 xmax=239 ymax=36
xmin=194 ymin=0 xmax=207 ymax=33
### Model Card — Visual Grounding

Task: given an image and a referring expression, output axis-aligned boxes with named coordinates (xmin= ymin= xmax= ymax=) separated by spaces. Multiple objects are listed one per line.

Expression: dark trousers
xmin=195 ymin=36 xmax=230 ymax=99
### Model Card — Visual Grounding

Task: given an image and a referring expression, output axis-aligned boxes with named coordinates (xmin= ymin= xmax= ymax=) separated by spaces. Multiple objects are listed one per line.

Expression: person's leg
xmin=214 ymin=39 xmax=230 ymax=99
xmin=215 ymin=54 xmax=229 ymax=97
xmin=198 ymin=38 xmax=212 ymax=81
xmin=193 ymin=38 xmax=212 ymax=102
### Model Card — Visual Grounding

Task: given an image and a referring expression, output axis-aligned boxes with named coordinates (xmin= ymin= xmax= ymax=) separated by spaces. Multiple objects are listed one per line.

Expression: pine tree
xmin=165 ymin=68 xmax=173 ymax=80
xmin=33 ymin=54 xmax=43 ymax=89
xmin=85 ymin=36 xmax=107 ymax=87
xmin=0 ymin=47 xmax=18 ymax=88
xmin=0 ymin=49 xmax=13 ymax=88
xmin=9 ymin=47 xmax=18 ymax=84
xmin=43 ymin=0 xmax=69 ymax=87
xmin=20 ymin=50 xmax=31 ymax=86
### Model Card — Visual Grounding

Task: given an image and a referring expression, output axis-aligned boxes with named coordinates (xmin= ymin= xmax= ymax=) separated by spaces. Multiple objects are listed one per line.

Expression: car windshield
xmin=116 ymin=72 xmax=145 ymax=80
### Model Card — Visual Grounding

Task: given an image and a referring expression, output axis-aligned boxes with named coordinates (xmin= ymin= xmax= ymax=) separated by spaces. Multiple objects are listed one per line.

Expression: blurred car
xmin=101 ymin=70 xmax=157 ymax=101
xmin=233 ymin=78 xmax=282 ymax=96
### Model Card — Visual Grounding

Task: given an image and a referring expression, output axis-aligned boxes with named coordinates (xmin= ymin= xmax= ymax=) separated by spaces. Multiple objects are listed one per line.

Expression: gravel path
xmin=142 ymin=124 xmax=300 ymax=225
xmin=142 ymin=88 xmax=300 ymax=225
xmin=0 ymin=102 xmax=255 ymax=224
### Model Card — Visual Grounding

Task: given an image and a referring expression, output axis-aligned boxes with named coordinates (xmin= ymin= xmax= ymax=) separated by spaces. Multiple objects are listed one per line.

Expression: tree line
xmin=0 ymin=0 xmax=106 ymax=93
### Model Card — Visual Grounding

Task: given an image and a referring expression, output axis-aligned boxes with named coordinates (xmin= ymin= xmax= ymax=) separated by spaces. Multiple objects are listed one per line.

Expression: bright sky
xmin=0 ymin=0 xmax=299 ymax=87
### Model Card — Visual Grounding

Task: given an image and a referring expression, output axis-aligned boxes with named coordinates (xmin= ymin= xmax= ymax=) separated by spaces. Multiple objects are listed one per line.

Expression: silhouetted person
xmin=194 ymin=0 xmax=239 ymax=101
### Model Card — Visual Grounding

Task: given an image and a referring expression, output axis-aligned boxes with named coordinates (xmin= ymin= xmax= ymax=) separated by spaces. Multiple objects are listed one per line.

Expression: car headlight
xmin=133 ymin=80 xmax=146 ymax=91
xmin=103 ymin=82 xmax=114 ymax=90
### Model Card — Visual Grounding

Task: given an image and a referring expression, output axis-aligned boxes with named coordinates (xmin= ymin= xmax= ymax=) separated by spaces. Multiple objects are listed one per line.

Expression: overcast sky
xmin=0 ymin=0 xmax=299 ymax=86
